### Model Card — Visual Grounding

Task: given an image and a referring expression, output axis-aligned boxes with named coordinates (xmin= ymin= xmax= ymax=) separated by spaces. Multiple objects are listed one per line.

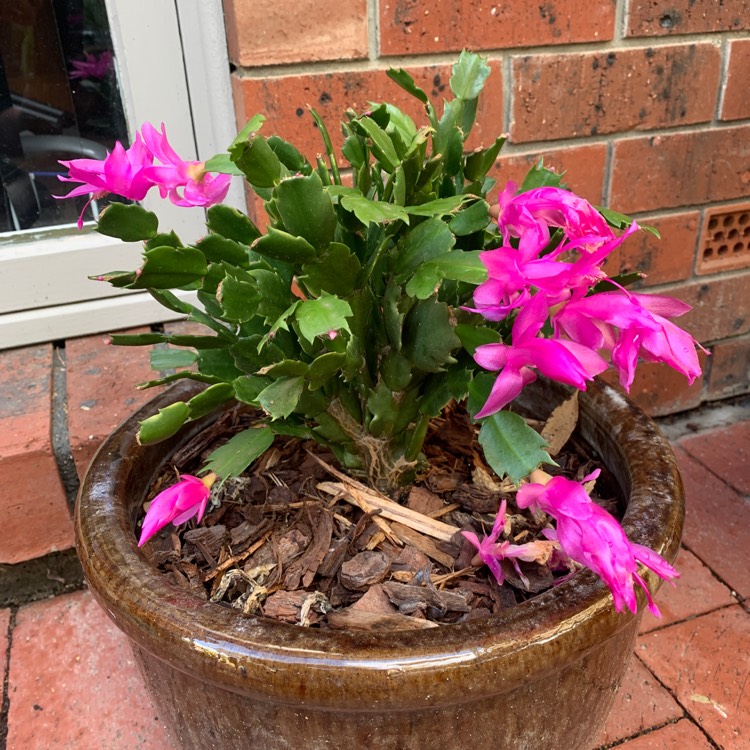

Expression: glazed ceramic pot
xmin=75 ymin=378 xmax=684 ymax=750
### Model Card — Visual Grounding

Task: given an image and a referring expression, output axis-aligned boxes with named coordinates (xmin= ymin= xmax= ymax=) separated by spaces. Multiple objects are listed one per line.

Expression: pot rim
xmin=75 ymin=378 xmax=684 ymax=710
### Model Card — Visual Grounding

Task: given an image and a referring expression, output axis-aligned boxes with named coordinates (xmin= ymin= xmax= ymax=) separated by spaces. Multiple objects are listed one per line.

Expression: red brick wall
xmin=223 ymin=0 xmax=750 ymax=414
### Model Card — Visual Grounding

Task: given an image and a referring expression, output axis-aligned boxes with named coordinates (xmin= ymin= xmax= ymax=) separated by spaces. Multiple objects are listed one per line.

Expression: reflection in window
xmin=0 ymin=0 xmax=128 ymax=233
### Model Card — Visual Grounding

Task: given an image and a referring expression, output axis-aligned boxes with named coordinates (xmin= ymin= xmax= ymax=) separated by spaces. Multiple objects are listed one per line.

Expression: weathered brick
xmin=706 ymin=333 xmax=750 ymax=400
xmin=676 ymin=446 xmax=750 ymax=597
xmin=603 ymin=212 xmax=699 ymax=287
xmin=680 ymin=420 xmax=750 ymax=496
xmin=7 ymin=591 xmax=177 ymax=749
xmin=223 ymin=0 xmax=368 ymax=67
xmin=668 ymin=274 xmax=750 ymax=343
xmin=594 ymin=657 xmax=682 ymax=747
xmin=627 ymin=0 xmax=750 ymax=37
xmin=379 ymin=0 xmax=615 ymax=56
xmin=0 ymin=345 xmax=73 ymax=564
xmin=696 ymin=202 xmax=750 ymax=275
xmin=599 ymin=718 xmax=714 ymax=749
xmin=66 ymin=329 xmax=159 ymax=479
xmin=601 ymin=355 xmax=706 ymax=417
xmin=721 ymin=39 xmax=750 ymax=122
xmin=638 ymin=548 xmax=735 ymax=634
xmin=610 ymin=126 xmax=750 ymax=213
xmin=234 ymin=61 xmax=503 ymax=163
xmin=511 ymin=44 xmax=720 ymax=143
xmin=637 ymin=607 xmax=750 ymax=748
xmin=490 ymin=143 xmax=608 ymax=205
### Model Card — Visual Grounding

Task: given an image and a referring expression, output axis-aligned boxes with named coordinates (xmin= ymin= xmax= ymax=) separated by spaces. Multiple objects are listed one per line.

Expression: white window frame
xmin=0 ymin=0 xmax=242 ymax=349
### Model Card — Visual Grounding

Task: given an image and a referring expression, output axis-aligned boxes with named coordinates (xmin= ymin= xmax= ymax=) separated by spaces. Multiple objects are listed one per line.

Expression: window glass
xmin=0 ymin=0 xmax=128 ymax=233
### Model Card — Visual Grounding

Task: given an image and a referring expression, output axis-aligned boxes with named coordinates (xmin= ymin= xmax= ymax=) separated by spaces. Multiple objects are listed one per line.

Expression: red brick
xmin=66 ymin=329 xmax=159 ymax=479
xmin=670 ymin=274 xmax=750 ymax=343
xmin=706 ymin=334 xmax=750 ymax=400
xmin=696 ymin=202 xmax=750 ymax=276
xmin=234 ymin=61 xmax=504 ymax=164
xmin=593 ymin=657 xmax=682 ymax=747
xmin=679 ymin=420 xmax=750 ymax=496
xmin=627 ymin=0 xmax=750 ymax=37
xmin=610 ymin=126 xmax=750 ymax=214
xmin=603 ymin=212 xmax=699 ymax=287
xmin=379 ymin=0 xmax=615 ymax=56
xmin=721 ymin=39 xmax=750 ymax=122
xmin=0 ymin=345 xmax=72 ymax=564
xmin=600 ymin=349 xmax=707 ymax=418
xmin=596 ymin=718 xmax=714 ymax=749
xmin=490 ymin=143 xmax=608 ymax=205
xmin=639 ymin=547 xmax=736 ymax=634
xmin=7 ymin=590 xmax=178 ymax=750
xmin=223 ymin=0 xmax=368 ymax=67
xmin=511 ymin=44 xmax=720 ymax=143
xmin=675 ymin=447 xmax=750 ymax=598
xmin=637 ymin=607 xmax=750 ymax=749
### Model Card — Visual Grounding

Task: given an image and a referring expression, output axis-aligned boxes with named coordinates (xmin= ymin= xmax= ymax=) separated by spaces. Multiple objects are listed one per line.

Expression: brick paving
xmin=0 ymin=331 xmax=748 ymax=748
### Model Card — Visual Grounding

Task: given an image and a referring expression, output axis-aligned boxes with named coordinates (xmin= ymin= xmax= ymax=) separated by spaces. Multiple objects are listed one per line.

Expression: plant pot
xmin=75 ymin=378 xmax=684 ymax=750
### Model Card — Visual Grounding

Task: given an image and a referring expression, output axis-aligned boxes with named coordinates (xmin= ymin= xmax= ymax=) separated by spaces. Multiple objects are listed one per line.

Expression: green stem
xmin=405 ymin=413 xmax=431 ymax=462
xmin=309 ymin=107 xmax=341 ymax=186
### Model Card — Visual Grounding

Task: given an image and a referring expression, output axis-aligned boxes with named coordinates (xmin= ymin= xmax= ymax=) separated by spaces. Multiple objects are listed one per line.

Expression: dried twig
xmin=202 ymin=529 xmax=273 ymax=582
xmin=317 ymin=480 xmax=459 ymax=543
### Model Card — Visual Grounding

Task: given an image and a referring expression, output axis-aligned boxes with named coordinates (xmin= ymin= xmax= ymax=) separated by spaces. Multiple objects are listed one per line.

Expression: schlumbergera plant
xmin=62 ymin=52 xmax=703 ymax=616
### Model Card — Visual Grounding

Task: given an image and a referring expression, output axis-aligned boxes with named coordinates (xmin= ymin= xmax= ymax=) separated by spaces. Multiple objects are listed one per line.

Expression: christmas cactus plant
xmin=62 ymin=51 xmax=702 ymax=615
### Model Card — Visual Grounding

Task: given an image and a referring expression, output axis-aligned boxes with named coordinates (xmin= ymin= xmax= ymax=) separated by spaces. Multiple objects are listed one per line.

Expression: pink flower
xmin=555 ymin=290 xmax=704 ymax=390
xmin=59 ymin=123 xmax=231 ymax=227
xmin=517 ymin=472 xmax=678 ymax=616
xmin=140 ymin=122 xmax=231 ymax=208
xmin=58 ymin=134 xmax=155 ymax=227
xmin=473 ymin=295 xmax=608 ymax=418
xmin=498 ymin=184 xmax=614 ymax=249
xmin=462 ymin=500 xmax=556 ymax=588
xmin=467 ymin=186 xmax=640 ymax=323
xmin=69 ymin=50 xmax=113 ymax=80
xmin=138 ymin=473 xmax=216 ymax=547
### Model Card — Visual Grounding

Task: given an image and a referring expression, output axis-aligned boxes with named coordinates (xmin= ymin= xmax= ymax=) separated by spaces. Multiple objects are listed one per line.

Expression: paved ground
xmin=2 ymin=402 xmax=748 ymax=749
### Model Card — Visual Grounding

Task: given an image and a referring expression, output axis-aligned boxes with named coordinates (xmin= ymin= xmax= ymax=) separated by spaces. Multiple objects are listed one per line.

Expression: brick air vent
xmin=698 ymin=203 xmax=750 ymax=274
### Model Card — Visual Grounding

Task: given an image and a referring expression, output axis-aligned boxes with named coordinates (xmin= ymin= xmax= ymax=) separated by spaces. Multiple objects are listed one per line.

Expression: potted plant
xmin=70 ymin=52 xmax=696 ymax=749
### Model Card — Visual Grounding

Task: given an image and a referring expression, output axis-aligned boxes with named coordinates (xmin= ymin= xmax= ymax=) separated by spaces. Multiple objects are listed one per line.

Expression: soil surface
xmin=140 ymin=402 xmax=620 ymax=631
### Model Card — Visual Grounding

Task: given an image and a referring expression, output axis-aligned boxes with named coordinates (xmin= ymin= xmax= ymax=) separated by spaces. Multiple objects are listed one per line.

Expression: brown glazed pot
xmin=75 ymin=378 xmax=684 ymax=750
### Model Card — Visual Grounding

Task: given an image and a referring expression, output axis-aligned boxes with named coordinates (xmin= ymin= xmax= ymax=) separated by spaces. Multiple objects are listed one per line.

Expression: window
xmin=0 ymin=0 xmax=240 ymax=349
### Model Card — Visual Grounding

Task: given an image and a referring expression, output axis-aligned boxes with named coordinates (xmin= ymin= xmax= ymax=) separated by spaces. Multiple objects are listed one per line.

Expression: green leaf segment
xmin=96 ymin=51 xmax=556 ymax=490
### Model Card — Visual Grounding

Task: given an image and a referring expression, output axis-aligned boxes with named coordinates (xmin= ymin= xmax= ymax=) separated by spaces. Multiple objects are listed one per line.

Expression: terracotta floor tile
xmin=637 ymin=606 xmax=750 ymax=750
xmin=640 ymin=547 xmax=736 ymax=634
xmin=0 ymin=345 xmax=73 ymax=563
xmin=592 ymin=656 xmax=683 ymax=747
xmin=7 ymin=590 xmax=178 ymax=750
xmin=65 ymin=329 xmax=159 ymax=478
xmin=679 ymin=420 xmax=750 ymax=496
xmin=675 ymin=447 xmax=750 ymax=598
xmin=609 ymin=718 xmax=714 ymax=749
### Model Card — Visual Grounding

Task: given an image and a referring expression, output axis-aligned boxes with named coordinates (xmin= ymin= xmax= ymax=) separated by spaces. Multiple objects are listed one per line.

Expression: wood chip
xmin=283 ymin=505 xmax=333 ymax=590
xmin=348 ymin=584 xmax=398 ymax=616
xmin=326 ymin=609 xmax=439 ymax=631
xmin=390 ymin=522 xmax=455 ymax=569
xmin=340 ymin=551 xmax=390 ymax=591
xmin=263 ymin=590 xmax=310 ymax=623
xmin=317 ymin=480 xmax=459 ymax=543
xmin=406 ymin=486 xmax=444 ymax=516
xmin=382 ymin=581 xmax=471 ymax=616
xmin=203 ymin=528 xmax=273 ymax=582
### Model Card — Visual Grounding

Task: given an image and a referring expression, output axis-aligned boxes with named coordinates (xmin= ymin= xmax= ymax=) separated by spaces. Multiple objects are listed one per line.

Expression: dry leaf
xmin=541 ymin=391 xmax=579 ymax=456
